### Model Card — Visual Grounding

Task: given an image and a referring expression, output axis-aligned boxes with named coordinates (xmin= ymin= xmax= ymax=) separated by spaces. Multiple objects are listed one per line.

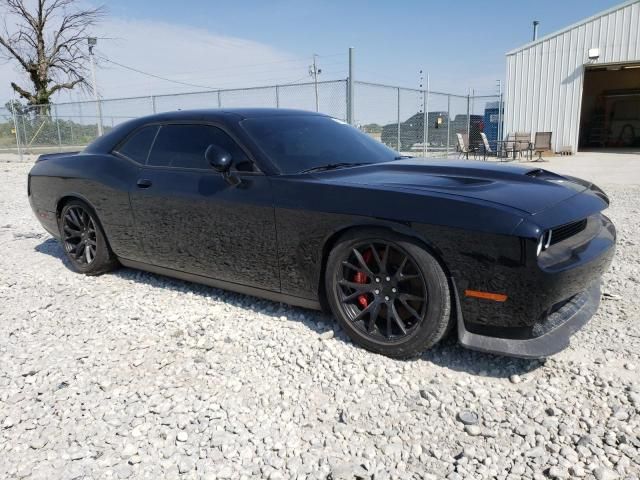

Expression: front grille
xmin=550 ymin=219 xmax=587 ymax=245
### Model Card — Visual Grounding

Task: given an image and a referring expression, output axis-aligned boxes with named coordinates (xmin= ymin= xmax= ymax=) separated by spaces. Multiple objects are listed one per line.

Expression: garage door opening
xmin=579 ymin=63 xmax=640 ymax=151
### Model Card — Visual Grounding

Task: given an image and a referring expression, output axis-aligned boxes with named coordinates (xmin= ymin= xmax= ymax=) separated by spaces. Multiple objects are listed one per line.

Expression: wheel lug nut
xmin=375 ymin=278 xmax=380 ymax=283
xmin=385 ymin=276 xmax=391 ymax=281
xmin=392 ymin=288 xmax=397 ymax=293
xmin=374 ymin=289 xmax=380 ymax=295
xmin=384 ymin=296 xmax=390 ymax=301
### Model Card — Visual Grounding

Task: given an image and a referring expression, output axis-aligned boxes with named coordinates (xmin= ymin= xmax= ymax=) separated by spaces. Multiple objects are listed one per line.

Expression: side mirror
xmin=205 ymin=144 xmax=241 ymax=187
xmin=205 ymin=144 xmax=232 ymax=172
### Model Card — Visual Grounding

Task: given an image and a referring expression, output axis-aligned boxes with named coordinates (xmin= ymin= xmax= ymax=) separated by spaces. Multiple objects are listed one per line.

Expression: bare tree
xmin=0 ymin=0 xmax=104 ymax=109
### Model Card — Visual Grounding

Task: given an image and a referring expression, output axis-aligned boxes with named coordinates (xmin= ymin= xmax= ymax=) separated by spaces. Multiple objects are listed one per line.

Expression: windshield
xmin=241 ymin=115 xmax=399 ymax=174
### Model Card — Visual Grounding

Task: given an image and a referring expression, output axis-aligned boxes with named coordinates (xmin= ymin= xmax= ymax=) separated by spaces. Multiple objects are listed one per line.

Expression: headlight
xmin=536 ymin=230 xmax=552 ymax=256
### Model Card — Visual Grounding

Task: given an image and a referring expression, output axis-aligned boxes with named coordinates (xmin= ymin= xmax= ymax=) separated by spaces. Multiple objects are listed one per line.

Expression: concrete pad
xmin=520 ymin=150 xmax=640 ymax=185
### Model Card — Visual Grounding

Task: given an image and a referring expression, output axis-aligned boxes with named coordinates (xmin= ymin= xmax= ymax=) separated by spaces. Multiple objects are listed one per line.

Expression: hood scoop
xmin=525 ymin=168 xmax=565 ymax=180
xmin=383 ymin=175 xmax=493 ymax=189
xmin=318 ymin=160 xmax=588 ymax=215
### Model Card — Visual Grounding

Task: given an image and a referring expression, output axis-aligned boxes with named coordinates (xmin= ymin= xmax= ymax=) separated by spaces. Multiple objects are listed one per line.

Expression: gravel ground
xmin=0 ymin=161 xmax=639 ymax=480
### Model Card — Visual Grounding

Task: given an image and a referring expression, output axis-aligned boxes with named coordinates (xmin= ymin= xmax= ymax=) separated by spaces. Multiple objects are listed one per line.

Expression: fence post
xmin=345 ymin=80 xmax=350 ymax=124
xmin=466 ymin=92 xmax=471 ymax=139
xmin=96 ymin=99 xmax=104 ymax=137
xmin=396 ymin=87 xmax=401 ymax=151
xmin=9 ymin=98 xmax=23 ymax=161
xmin=446 ymin=94 xmax=451 ymax=157
xmin=425 ymin=75 xmax=430 ymax=157
xmin=498 ymin=91 xmax=504 ymax=149
xmin=275 ymin=85 xmax=280 ymax=108
xmin=422 ymin=91 xmax=427 ymax=158
xmin=347 ymin=47 xmax=354 ymax=125
xmin=150 ymin=95 xmax=157 ymax=114
xmin=54 ymin=105 xmax=63 ymax=152
xmin=21 ymin=114 xmax=27 ymax=152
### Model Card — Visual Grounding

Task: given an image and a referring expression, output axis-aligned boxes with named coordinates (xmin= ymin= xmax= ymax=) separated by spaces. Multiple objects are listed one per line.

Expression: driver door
xmin=129 ymin=122 xmax=280 ymax=292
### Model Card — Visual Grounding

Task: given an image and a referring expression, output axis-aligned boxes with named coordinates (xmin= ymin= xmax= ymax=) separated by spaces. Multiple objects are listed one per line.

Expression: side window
xmin=113 ymin=125 xmax=159 ymax=163
xmin=147 ymin=124 xmax=254 ymax=171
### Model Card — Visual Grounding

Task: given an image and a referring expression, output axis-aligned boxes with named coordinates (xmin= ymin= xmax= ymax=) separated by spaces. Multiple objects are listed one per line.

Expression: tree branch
xmin=0 ymin=34 xmax=31 ymax=71
xmin=48 ymin=77 xmax=83 ymax=95
xmin=0 ymin=0 xmax=105 ymax=105
xmin=10 ymin=81 xmax=35 ymax=102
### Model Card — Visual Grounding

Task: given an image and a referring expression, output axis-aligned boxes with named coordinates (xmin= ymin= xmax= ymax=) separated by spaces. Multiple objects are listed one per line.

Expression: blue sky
xmin=0 ymin=0 xmax=620 ymax=106
xmin=99 ymin=0 xmax=617 ymax=94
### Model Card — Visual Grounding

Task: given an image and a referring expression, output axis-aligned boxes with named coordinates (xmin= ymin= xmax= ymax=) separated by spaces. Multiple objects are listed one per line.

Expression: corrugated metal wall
xmin=504 ymin=0 xmax=640 ymax=152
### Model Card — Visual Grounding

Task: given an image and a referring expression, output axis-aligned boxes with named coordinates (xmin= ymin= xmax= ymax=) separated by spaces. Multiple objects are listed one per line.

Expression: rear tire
xmin=58 ymin=200 xmax=118 ymax=276
xmin=325 ymin=229 xmax=451 ymax=359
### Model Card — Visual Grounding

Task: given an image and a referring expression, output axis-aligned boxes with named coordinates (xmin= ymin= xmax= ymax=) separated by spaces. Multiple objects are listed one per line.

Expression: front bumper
xmin=457 ymin=281 xmax=601 ymax=359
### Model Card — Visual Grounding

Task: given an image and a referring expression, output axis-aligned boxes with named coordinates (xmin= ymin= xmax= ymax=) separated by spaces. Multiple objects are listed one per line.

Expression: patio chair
xmin=456 ymin=133 xmax=471 ymax=159
xmin=499 ymin=133 xmax=516 ymax=160
xmin=479 ymin=132 xmax=494 ymax=160
xmin=515 ymin=132 xmax=533 ymax=160
xmin=533 ymin=132 xmax=552 ymax=162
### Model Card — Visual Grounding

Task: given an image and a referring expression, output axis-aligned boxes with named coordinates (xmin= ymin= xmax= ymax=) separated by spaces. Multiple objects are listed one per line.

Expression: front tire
xmin=58 ymin=200 xmax=118 ymax=275
xmin=325 ymin=229 xmax=451 ymax=358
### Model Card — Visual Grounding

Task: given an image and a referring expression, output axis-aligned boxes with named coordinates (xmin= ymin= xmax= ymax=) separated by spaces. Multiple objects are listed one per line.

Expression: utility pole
xmin=88 ymin=37 xmax=103 ymax=136
xmin=309 ymin=54 xmax=322 ymax=112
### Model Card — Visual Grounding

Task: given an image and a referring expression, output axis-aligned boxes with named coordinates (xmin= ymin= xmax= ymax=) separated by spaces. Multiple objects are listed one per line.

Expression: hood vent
xmin=525 ymin=168 xmax=566 ymax=181
xmin=525 ymin=168 xmax=546 ymax=177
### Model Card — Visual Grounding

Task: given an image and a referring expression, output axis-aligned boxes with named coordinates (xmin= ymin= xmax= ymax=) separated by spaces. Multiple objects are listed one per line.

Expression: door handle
xmin=137 ymin=178 xmax=153 ymax=188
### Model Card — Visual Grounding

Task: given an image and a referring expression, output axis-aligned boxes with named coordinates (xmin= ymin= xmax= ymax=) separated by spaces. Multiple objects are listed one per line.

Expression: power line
xmin=93 ymin=51 xmax=346 ymax=92
xmin=96 ymin=72 xmax=347 ymax=94
xmin=122 ymin=61 xmax=347 ymax=85
xmin=96 ymin=48 xmax=342 ymax=77
xmin=95 ymin=68 xmax=345 ymax=91
xmin=173 ymin=53 xmax=344 ymax=76
xmin=94 ymin=53 xmax=219 ymax=90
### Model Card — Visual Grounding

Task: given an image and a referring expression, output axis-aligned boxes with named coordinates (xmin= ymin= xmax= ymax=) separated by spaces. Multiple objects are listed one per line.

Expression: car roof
xmin=85 ymin=108 xmax=327 ymax=154
xmin=142 ymin=108 xmax=326 ymax=123
xmin=223 ymin=108 xmax=327 ymax=119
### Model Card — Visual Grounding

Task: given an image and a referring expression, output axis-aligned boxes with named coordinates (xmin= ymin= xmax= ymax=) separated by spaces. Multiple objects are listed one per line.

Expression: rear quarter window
xmin=113 ymin=125 xmax=159 ymax=163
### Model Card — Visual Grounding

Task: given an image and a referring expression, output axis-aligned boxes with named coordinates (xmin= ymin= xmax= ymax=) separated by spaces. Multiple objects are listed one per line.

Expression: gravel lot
xmin=1 ymin=160 xmax=639 ymax=480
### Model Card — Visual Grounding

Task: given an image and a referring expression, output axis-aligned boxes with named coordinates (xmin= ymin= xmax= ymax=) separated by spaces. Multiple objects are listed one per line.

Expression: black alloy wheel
xmin=337 ymin=241 xmax=427 ymax=341
xmin=58 ymin=200 xmax=118 ymax=275
xmin=326 ymin=229 xmax=451 ymax=358
xmin=62 ymin=205 xmax=98 ymax=265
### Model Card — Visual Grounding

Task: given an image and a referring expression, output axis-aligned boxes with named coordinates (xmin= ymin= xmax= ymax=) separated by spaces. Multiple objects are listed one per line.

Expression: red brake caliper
xmin=353 ymin=250 xmax=373 ymax=309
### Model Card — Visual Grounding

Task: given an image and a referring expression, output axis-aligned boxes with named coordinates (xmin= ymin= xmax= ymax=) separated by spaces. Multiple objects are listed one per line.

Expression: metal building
xmin=504 ymin=0 xmax=640 ymax=153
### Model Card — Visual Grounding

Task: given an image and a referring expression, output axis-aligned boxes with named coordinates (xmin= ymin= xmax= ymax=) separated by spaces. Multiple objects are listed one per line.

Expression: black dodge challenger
xmin=28 ymin=109 xmax=616 ymax=359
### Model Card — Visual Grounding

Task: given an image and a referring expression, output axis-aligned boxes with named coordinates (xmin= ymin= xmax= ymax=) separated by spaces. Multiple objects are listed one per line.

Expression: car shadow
xmin=416 ymin=335 xmax=544 ymax=378
xmin=35 ymin=236 xmax=75 ymax=270
xmin=35 ymin=237 xmax=542 ymax=378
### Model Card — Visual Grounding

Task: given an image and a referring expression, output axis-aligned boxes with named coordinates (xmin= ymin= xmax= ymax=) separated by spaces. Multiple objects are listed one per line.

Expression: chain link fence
xmin=353 ymin=81 xmax=502 ymax=158
xmin=0 ymin=79 xmax=501 ymax=159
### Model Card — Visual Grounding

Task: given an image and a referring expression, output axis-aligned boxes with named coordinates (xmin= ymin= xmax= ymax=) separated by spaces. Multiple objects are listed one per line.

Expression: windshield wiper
xmin=300 ymin=162 xmax=370 ymax=174
xmin=394 ymin=155 xmax=413 ymax=159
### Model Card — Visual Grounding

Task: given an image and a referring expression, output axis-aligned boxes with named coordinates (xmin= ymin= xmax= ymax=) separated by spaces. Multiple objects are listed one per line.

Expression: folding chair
xmin=533 ymin=132 xmax=552 ymax=162
xmin=479 ymin=132 xmax=494 ymax=161
xmin=456 ymin=133 xmax=470 ymax=159
xmin=515 ymin=132 xmax=533 ymax=160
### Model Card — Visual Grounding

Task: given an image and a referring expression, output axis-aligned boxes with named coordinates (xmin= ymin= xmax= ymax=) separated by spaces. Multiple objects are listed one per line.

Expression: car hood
xmin=312 ymin=159 xmax=592 ymax=215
